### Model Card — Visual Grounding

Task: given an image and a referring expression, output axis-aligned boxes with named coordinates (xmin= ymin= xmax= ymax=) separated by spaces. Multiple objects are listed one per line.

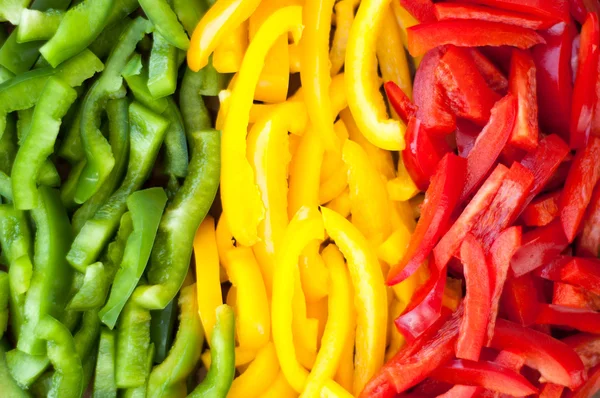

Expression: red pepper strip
xmin=400 ymin=0 xmax=436 ymax=22
xmin=566 ymin=363 xmax=600 ymax=398
xmin=462 ymin=94 xmax=517 ymax=202
xmin=413 ymin=48 xmax=456 ymax=136
xmin=532 ymin=22 xmax=577 ymax=141
xmin=406 ymin=378 xmax=453 ymax=397
xmin=576 ymin=183 xmax=600 ymax=257
xmin=537 ymin=303 xmax=600 ymax=334
xmin=487 ymin=226 xmax=521 ymax=344
xmin=394 ymin=265 xmax=447 ymax=342
xmin=510 ymin=220 xmax=569 ymax=277
xmin=570 ymin=0 xmax=600 ymax=23
xmin=553 ymin=282 xmax=600 ymax=310
xmin=456 ymin=235 xmax=490 ymax=361
xmin=455 ymin=119 xmax=480 ymax=158
xmin=560 ymin=136 xmax=600 ymax=242
xmin=461 ymin=0 xmax=570 ymax=22
xmin=508 ymin=49 xmax=538 ymax=151
xmin=359 ymin=306 xmax=463 ymax=398
xmin=436 ymin=385 xmax=479 ymax=398
xmin=571 ymin=12 xmax=600 ymax=149
xmin=434 ymin=164 xmax=509 ymax=269
xmin=471 ymin=162 xmax=534 ymax=249
xmin=592 ymin=48 xmax=600 ymax=139
xmin=387 ymin=153 xmax=467 ymax=285
xmin=539 ymin=383 xmax=565 ymax=398
xmin=537 ymin=257 xmax=600 ymax=295
xmin=491 ymin=318 xmax=587 ymax=389
xmin=501 ymin=274 xmax=544 ymax=326
xmin=407 ymin=20 xmax=545 ymax=58
xmin=430 ymin=359 xmax=537 ymax=396
xmin=384 ymin=82 xmax=418 ymax=125
xmin=401 ymin=117 xmax=451 ymax=191
xmin=434 ymin=2 xmax=556 ymax=29
xmin=521 ymin=190 xmax=560 ymax=227
xmin=436 ymin=46 xmax=502 ymax=125
xmin=469 ymin=49 xmax=508 ymax=95
xmin=563 ymin=333 xmax=600 ymax=370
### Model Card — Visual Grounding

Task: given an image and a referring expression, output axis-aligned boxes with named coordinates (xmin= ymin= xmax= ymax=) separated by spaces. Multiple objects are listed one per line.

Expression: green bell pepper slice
xmin=93 ymin=328 xmax=117 ymax=398
xmin=149 ymin=297 xmax=177 ymax=364
xmin=172 ymin=0 xmax=207 ymax=35
xmin=138 ymin=0 xmax=189 ymax=50
xmin=89 ymin=17 xmax=131 ymax=61
xmin=124 ymin=63 xmax=169 ymax=114
xmin=0 ymin=0 xmax=29 ymax=24
xmin=122 ymin=343 xmax=155 ymax=398
xmin=105 ymin=211 xmax=134 ymax=277
xmin=179 ymin=68 xmax=213 ymax=135
xmin=0 ymin=271 xmax=8 ymax=340
xmin=6 ymin=349 xmax=49 ymax=389
xmin=116 ymin=300 xmax=152 ymax=388
xmin=16 ymin=9 xmax=64 ymax=43
xmin=68 ymin=262 xmax=108 ymax=311
xmin=0 ymin=340 xmax=30 ymax=398
xmin=148 ymin=32 xmax=178 ymax=99
xmin=162 ymin=98 xmax=189 ymax=178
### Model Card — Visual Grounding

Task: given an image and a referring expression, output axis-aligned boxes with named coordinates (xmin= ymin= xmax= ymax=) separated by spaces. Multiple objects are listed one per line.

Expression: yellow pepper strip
xmin=229 ymin=343 xmax=280 ymax=398
xmin=321 ymin=120 xmax=349 ymax=182
xmin=221 ymin=6 xmax=303 ymax=246
xmin=334 ymin=306 xmax=355 ymax=393
xmin=301 ymin=0 xmax=338 ymax=151
xmin=345 ymin=0 xmax=406 ymax=151
xmin=306 ymin=296 xmax=328 ymax=344
xmin=377 ymin=222 xmax=411 ymax=266
xmin=340 ymin=109 xmax=396 ymax=181
xmin=288 ymin=128 xmax=324 ymax=219
xmin=216 ymin=89 xmax=231 ymax=131
xmin=320 ymin=381 xmax=355 ymax=398
xmin=289 ymin=43 xmax=302 ymax=74
xmin=216 ymin=213 xmax=235 ymax=272
xmin=388 ymin=158 xmax=420 ymax=201
xmin=329 ymin=73 xmax=348 ymax=119
xmin=226 ymin=285 xmax=237 ymax=308
xmin=193 ymin=216 xmax=223 ymax=343
xmin=272 ymin=206 xmax=324 ymax=393
xmin=187 ymin=0 xmax=261 ymax=71
xmin=325 ymin=189 xmax=351 ymax=219
xmin=376 ymin=7 xmax=413 ymax=99
xmin=320 ymin=207 xmax=387 ymax=394
xmin=249 ymin=0 xmax=290 ymax=103
xmin=213 ymin=20 xmax=249 ymax=73
xmin=201 ymin=346 xmax=257 ymax=369
xmin=390 ymin=1 xmax=423 ymax=68
xmin=227 ymin=246 xmax=271 ymax=350
xmin=386 ymin=299 xmax=407 ymax=361
xmin=329 ymin=0 xmax=355 ymax=76
xmin=293 ymin=271 xmax=319 ymax=369
xmin=298 ymin=241 xmax=330 ymax=303
xmin=301 ymin=245 xmax=353 ymax=398
xmin=391 ymin=200 xmax=417 ymax=232
xmin=392 ymin=262 xmax=428 ymax=305
xmin=319 ymin=166 xmax=348 ymax=205
xmin=342 ymin=139 xmax=393 ymax=245
xmin=260 ymin=372 xmax=299 ymax=398
xmin=250 ymin=101 xmax=308 ymax=136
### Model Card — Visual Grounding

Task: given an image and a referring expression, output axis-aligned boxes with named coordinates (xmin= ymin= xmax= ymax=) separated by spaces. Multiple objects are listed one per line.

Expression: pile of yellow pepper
xmin=186 ymin=0 xmax=459 ymax=396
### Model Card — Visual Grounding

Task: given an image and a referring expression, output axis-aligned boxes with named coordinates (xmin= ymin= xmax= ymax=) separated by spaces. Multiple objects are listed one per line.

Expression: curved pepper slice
xmin=563 ymin=333 xmax=600 ymax=370
xmin=228 ymin=343 xmax=279 ymax=397
xmin=329 ymin=0 xmax=355 ymax=75
xmin=508 ymin=49 xmax=539 ymax=150
xmin=139 ymin=0 xmax=189 ymax=50
xmin=536 ymin=303 xmax=600 ymax=334
xmin=537 ymin=257 xmax=600 ymax=295
xmin=567 ymin=363 xmax=600 ymax=398
xmin=434 ymin=2 xmax=556 ymax=29
xmin=460 ymin=0 xmax=569 ymax=22
xmin=377 ymin=9 xmax=413 ymax=100
xmin=384 ymin=81 xmax=418 ymax=124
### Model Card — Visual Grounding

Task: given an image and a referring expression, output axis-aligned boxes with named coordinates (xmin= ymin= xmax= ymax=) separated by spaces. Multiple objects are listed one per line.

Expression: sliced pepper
xmin=434 ymin=2 xmax=556 ymax=29
xmin=460 ymin=0 xmax=569 ymax=22
xmin=521 ymin=190 xmax=561 ymax=227
xmin=228 ymin=343 xmax=279 ymax=397
xmin=399 ymin=0 xmax=435 ymax=22
xmin=469 ymin=48 xmax=509 ymax=94
xmin=537 ymin=256 xmax=600 ymax=295
xmin=577 ymin=183 xmax=600 ymax=256
xmin=377 ymin=8 xmax=413 ymax=100
xmin=384 ymin=81 xmax=418 ymax=125
xmin=566 ymin=363 xmax=600 ymax=398
xmin=139 ymin=0 xmax=189 ymax=50
xmin=536 ymin=303 xmax=600 ymax=334
xmin=508 ymin=49 xmax=539 ymax=150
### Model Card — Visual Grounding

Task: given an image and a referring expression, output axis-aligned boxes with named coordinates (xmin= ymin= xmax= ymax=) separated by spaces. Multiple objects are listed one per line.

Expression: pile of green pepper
xmin=0 ymin=0 xmax=235 ymax=396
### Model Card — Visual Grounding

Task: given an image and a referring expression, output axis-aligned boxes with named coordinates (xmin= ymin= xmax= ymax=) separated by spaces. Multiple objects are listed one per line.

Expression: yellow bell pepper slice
xmin=216 ymin=89 xmax=231 ymax=131
xmin=388 ymin=157 xmax=420 ymax=201
xmin=221 ymin=6 xmax=303 ymax=246
xmin=216 ymin=213 xmax=235 ymax=272
xmin=320 ymin=207 xmax=387 ymax=395
xmin=272 ymin=206 xmax=324 ymax=393
xmin=301 ymin=0 xmax=338 ymax=151
xmin=193 ymin=216 xmax=223 ymax=342
xmin=377 ymin=222 xmax=412 ymax=266
xmin=390 ymin=1 xmax=423 ymax=68
xmin=321 ymin=119 xmax=349 ymax=181
xmin=392 ymin=262 xmax=428 ymax=306
xmin=346 ymin=0 xmax=406 ymax=151
xmin=319 ymin=166 xmax=348 ymax=205
xmin=391 ymin=199 xmax=417 ymax=232
xmin=334 ymin=305 xmax=355 ymax=393
xmin=227 ymin=246 xmax=271 ymax=350
xmin=377 ymin=7 xmax=413 ymax=99
xmin=229 ymin=343 xmax=280 ymax=398
xmin=249 ymin=100 xmax=308 ymax=136
xmin=298 ymin=241 xmax=330 ymax=303
xmin=260 ymin=372 xmax=299 ymax=398
xmin=213 ymin=20 xmax=248 ymax=73
xmin=325 ymin=189 xmax=351 ymax=219
xmin=320 ymin=381 xmax=355 ymax=398
xmin=306 ymin=296 xmax=328 ymax=343
xmin=329 ymin=0 xmax=355 ymax=76
xmin=289 ymin=43 xmax=302 ymax=74
xmin=301 ymin=245 xmax=352 ymax=398
xmin=226 ymin=285 xmax=237 ymax=308
xmin=288 ymin=128 xmax=324 ymax=219
xmin=201 ymin=346 xmax=257 ymax=369
xmin=330 ymin=74 xmax=349 ymax=120
xmin=386 ymin=299 xmax=407 ymax=361
xmin=292 ymin=273 xmax=319 ymax=370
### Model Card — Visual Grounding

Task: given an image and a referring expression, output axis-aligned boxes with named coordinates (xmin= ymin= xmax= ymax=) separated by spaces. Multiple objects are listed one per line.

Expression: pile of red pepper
xmin=365 ymin=0 xmax=600 ymax=396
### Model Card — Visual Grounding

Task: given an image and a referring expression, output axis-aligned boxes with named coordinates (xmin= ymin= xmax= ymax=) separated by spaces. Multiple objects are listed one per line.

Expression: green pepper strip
xmin=133 ymin=129 xmax=220 ymax=310
xmin=105 ymin=212 xmax=134 ymax=278
xmin=0 ymin=341 xmax=29 ymax=398
xmin=0 ymin=0 xmax=29 ymax=24
xmin=139 ymin=0 xmax=190 ymax=50
xmin=12 ymin=77 xmax=77 ymax=210
xmin=16 ymin=9 xmax=64 ymax=43
xmin=60 ymin=161 xmax=86 ymax=209
xmin=89 ymin=17 xmax=131 ymax=61
xmin=162 ymin=98 xmax=189 ymax=178
xmin=93 ymin=328 xmax=117 ymax=398
xmin=124 ymin=63 xmax=169 ymax=114
xmin=0 ymin=171 xmax=12 ymax=200
xmin=82 ymin=342 xmax=98 ymax=394
xmin=148 ymin=32 xmax=178 ymax=99
xmin=122 ymin=53 xmax=142 ymax=78
xmin=0 ymin=114 xmax=16 ymax=174
xmin=122 ymin=344 xmax=155 ymax=398
xmin=74 ymin=309 xmax=102 ymax=360
xmin=173 ymin=0 xmax=207 ymax=35
xmin=116 ymin=300 xmax=152 ymax=388
xmin=68 ymin=101 xmax=169 ymax=272
xmin=179 ymin=68 xmax=213 ymax=135
xmin=34 ymin=315 xmax=83 ymax=398
xmin=68 ymin=263 xmax=108 ymax=310
xmin=0 ymin=271 xmax=8 ymax=340
xmin=149 ymin=297 xmax=177 ymax=364
xmin=57 ymin=102 xmax=84 ymax=163
xmin=0 ymin=49 xmax=103 ymax=139
xmin=40 ymin=0 xmax=115 ymax=67
xmin=17 ymin=187 xmax=73 ymax=356
xmin=72 ymin=98 xmax=130 ymax=233
xmin=99 ymin=187 xmax=167 ymax=329
xmin=188 ymin=304 xmax=235 ymax=398
xmin=147 ymin=284 xmax=204 ymax=397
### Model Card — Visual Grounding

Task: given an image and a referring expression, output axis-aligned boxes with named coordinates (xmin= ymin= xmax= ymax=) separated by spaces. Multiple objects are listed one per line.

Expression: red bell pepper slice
xmin=434 ymin=2 xmax=557 ymax=29
xmin=537 ymin=303 xmax=600 ymax=334
xmin=413 ymin=48 xmax=457 ymax=135
xmin=436 ymin=385 xmax=478 ymax=398
xmin=501 ymin=273 xmax=545 ymax=326
xmin=387 ymin=154 xmax=466 ymax=285
xmin=563 ymin=333 xmax=600 ymax=370
xmin=510 ymin=220 xmax=570 ymax=277
xmin=469 ymin=49 xmax=508 ymax=95
xmin=508 ymin=49 xmax=539 ymax=151
xmin=487 ymin=226 xmax=521 ymax=343
xmin=456 ymin=235 xmax=490 ymax=361
xmin=539 ymin=383 xmax=565 ymax=398
xmin=436 ymin=46 xmax=502 ymax=125
xmin=430 ymin=359 xmax=537 ymax=396
xmin=360 ymin=306 xmax=463 ymax=398
xmin=408 ymin=20 xmax=545 ymax=58
xmin=401 ymin=117 xmax=451 ymax=191
xmin=560 ymin=136 xmax=600 ymax=242
xmin=433 ymin=164 xmax=509 ymax=269
xmin=570 ymin=0 xmax=600 ymax=23
xmin=462 ymin=94 xmax=517 ymax=201
xmin=553 ymin=282 xmax=600 ymax=311
xmin=537 ymin=256 xmax=600 ymax=295
xmin=384 ymin=81 xmax=418 ymax=125
xmin=592 ymin=47 xmax=600 ymax=138
xmin=400 ymin=0 xmax=436 ymax=22
xmin=566 ymin=363 xmax=600 ymax=398
xmin=532 ymin=22 xmax=577 ymax=141
xmin=491 ymin=318 xmax=587 ymax=389
xmin=471 ymin=161 xmax=534 ymax=249
xmin=461 ymin=0 xmax=570 ymax=22
xmin=455 ymin=119 xmax=481 ymax=157
xmin=571 ymin=12 xmax=600 ymax=149
xmin=521 ymin=190 xmax=560 ymax=227
xmin=576 ymin=183 xmax=600 ymax=257
xmin=404 ymin=378 xmax=453 ymax=397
